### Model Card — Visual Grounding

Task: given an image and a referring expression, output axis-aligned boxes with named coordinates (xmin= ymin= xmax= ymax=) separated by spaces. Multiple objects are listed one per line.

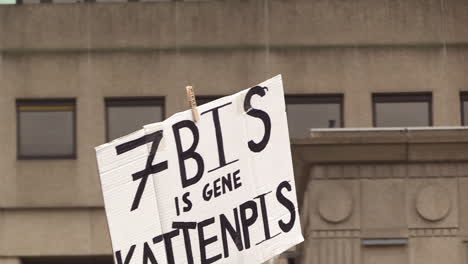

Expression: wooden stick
xmin=186 ymin=85 xmax=200 ymax=122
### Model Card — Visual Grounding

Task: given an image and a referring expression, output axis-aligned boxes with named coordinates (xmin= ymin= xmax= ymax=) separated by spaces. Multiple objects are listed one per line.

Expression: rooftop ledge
xmin=291 ymin=126 xmax=468 ymax=145
xmin=290 ymin=127 xmax=468 ymax=163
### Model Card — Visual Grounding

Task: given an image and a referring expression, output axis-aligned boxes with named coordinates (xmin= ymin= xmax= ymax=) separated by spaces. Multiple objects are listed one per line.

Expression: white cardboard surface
xmin=95 ymin=75 xmax=304 ymax=264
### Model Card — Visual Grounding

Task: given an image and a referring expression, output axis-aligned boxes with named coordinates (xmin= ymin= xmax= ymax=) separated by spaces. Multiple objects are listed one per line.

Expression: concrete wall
xmin=296 ymin=129 xmax=468 ymax=264
xmin=0 ymin=0 xmax=468 ymax=260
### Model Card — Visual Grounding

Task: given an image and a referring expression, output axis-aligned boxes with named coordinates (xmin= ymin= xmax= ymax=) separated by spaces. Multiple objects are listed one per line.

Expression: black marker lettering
xmin=201 ymin=103 xmax=239 ymax=173
xmin=213 ymin=178 xmax=221 ymax=197
xmin=116 ymin=131 xmax=168 ymax=212
xmin=203 ymin=183 xmax=212 ymax=201
xmin=233 ymin=169 xmax=241 ymax=189
xmin=255 ymin=191 xmax=280 ymax=245
xmin=198 ymin=217 xmax=222 ymax=264
xmin=173 ymin=222 xmax=197 ymax=264
xmin=175 ymin=197 xmax=180 ymax=216
xmin=243 ymin=86 xmax=271 ymax=153
xmin=115 ymin=245 xmax=136 ymax=264
xmin=220 ymin=209 xmax=244 ymax=258
xmin=276 ymin=181 xmax=296 ymax=233
xmin=163 ymin=229 xmax=180 ymax=264
xmin=143 ymin=242 xmax=158 ymax=264
xmin=172 ymin=120 xmax=204 ymax=188
xmin=182 ymin=192 xmax=192 ymax=213
xmin=239 ymin=200 xmax=258 ymax=249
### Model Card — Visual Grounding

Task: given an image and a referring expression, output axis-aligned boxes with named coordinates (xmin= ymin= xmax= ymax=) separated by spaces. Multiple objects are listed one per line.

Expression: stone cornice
xmin=292 ymin=128 xmax=468 ymax=163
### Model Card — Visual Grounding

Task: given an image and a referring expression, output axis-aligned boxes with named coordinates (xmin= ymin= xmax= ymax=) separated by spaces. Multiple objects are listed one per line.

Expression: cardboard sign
xmin=95 ymin=75 xmax=303 ymax=264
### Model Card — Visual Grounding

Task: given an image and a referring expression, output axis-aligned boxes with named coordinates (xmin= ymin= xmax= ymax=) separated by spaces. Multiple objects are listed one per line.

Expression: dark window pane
xmin=17 ymin=100 xmax=75 ymax=159
xmin=462 ymin=93 xmax=468 ymax=126
xmin=196 ymin=96 xmax=223 ymax=106
xmin=463 ymin=101 xmax=468 ymax=126
xmin=22 ymin=256 xmax=113 ymax=264
xmin=286 ymin=95 xmax=343 ymax=138
xmin=106 ymin=98 xmax=164 ymax=141
xmin=373 ymin=93 xmax=432 ymax=127
xmin=375 ymin=102 xmax=430 ymax=127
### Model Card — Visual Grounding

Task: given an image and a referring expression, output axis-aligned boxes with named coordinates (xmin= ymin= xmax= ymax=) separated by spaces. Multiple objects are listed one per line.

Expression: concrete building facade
xmin=1 ymin=0 xmax=468 ymax=263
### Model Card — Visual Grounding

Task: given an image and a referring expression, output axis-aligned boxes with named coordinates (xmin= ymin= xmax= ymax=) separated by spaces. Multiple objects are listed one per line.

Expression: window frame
xmin=16 ymin=98 xmax=77 ymax=160
xmin=460 ymin=92 xmax=468 ymax=126
xmin=285 ymin=94 xmax=345 ymax=129
xmin=372 ymin=92 xmax=433 ymax=127
xmin=104 ymin=97 xmax=165 ymax=142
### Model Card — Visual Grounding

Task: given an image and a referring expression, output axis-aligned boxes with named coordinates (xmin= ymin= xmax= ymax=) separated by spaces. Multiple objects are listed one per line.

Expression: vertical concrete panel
xmin=363 ymin=48 xmax=445 ymax=93
xmin=353 ymin=238 xmax=361 ymax=264
xmin=303 ymin=238 xmax=360 ymax=264
xmin=15 ymin=161 xmax=82 ymax=207
xmin=445 ymin=47 xmax=468 ymax=124
xmin=433 ymin=48 xmax=460 ymax=126
xmin=270 ymin=0 xmax=445 ymax=45
xmin=176 ymin=0 xmax=266 ymax=47
xmin=88 ymin=52 xmax=163 ymax=96
xmin=363 ymin=246 xmax=408 ymax=264
xmin=291 ymin=148 xmax=308 ymax=207
xmin=410 ymin=237 xmax=461 ymax=264
xmin=89 ymin=209 xmax=112 ymax=254
xmin=458 ymin=178 xmax=468 ymax=236
xmin=89 ymin=3 xmax=175 ymax=49
xmin=2 ymin=53 xmax=81 ymax=97
xmin=0 ymin=14 xmax=4 ymax=208
xmin=1 ymin=54 xmax=26 ymax=97
xmin=357 ymin=0 xmax=443 ymax=44
xmin=319 ymin=239 xmax=326 ymax=264
xmin=345 ymin=88 xmax=372 ymax=127
xmin=361 ymin=179 xmax=407 ymax=237
xmin=443 ymin=0 xmax=468 ymax=43
xmin=0 ymin=7 xmax=4 ymax=51
xmin=269 ymin=0 xmax=365 ymax=46
xmin=2 ymin=5 xmax=88 ymax=50
xmin=0 ymin=258 xmax=21 ymax=264
xmin=0 ymin=53 xmax=17 ymax=207
xmin=343 ymin=48 xmax=372 ymax=127
xmin=434 ymin=81 xmax=460 ymax=125
xmin=77 ymin=53 xmax=106 ymax=205
xmin=269 ymin=48 xmax=349 ymax=94
xmin=0 ymin=211 xmax=4 ymax=255
xmin=309 ymin=238 xmax=319 ymax=264
xmin=2 ymin=210 xmax=92 ymax=256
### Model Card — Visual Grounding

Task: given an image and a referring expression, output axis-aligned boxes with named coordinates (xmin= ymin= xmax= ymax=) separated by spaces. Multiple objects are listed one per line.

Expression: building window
xmin=285 ymin=95 xmax=343 ymax=138
xmin=460 ymin=92 xmax=468 ymax=126
xmin=105 ymin=97 xmax=164 ymax=141
xmin=17 ymin=99 xmax=76 ymax=159
xmin=0 ymin=0 xmax=16 ymax=4
xmin=196 ymin=95 xmax=223 ymax=106
xmin=373 ymin=93 xmax=432 ymax=127
xmin=22 ymin=256 xmax=114 ymax=264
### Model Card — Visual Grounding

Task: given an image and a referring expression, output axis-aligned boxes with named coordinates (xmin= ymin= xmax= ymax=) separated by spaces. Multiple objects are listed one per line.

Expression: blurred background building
xmin=1 ymin=0 xmax=468 ymax=264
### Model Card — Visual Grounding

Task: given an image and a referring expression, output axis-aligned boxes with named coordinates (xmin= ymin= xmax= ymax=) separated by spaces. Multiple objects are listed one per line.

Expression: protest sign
xmin=95 ymin=75 xmax=303 ymax=264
